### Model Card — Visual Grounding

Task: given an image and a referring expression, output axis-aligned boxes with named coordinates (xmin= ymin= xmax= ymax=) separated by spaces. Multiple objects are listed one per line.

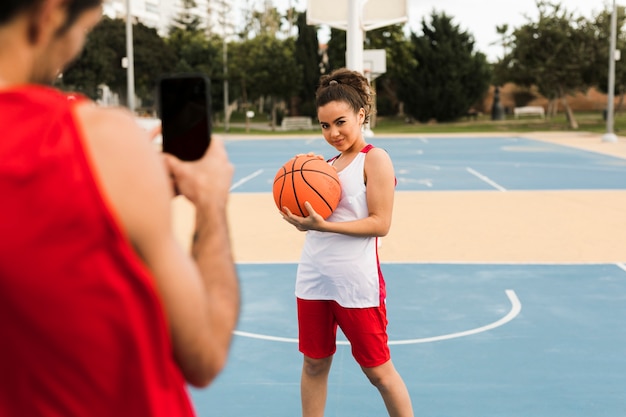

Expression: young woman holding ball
xmin=280 ymin=68 xmax=414 ymax=417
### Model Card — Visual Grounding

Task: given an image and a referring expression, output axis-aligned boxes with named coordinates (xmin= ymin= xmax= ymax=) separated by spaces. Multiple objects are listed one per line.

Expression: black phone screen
xmin=159 ymin=74 xmax=211 ymax=161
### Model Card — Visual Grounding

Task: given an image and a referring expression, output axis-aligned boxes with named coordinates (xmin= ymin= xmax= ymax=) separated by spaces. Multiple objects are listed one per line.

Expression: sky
xmin=243 ymin=0 xmax=613 ymax=62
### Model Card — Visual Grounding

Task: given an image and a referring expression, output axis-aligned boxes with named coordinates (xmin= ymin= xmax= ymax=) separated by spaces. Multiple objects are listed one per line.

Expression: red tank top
xmin=0 ymin=85 xmax=195 ymax=417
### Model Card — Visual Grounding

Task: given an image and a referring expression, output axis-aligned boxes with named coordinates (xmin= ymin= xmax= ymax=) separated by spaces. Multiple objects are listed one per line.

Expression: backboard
xmin=363 ymin=49 xmax=386 ymax=79
xmin=307 ymin=0 xmax=408 ymax=31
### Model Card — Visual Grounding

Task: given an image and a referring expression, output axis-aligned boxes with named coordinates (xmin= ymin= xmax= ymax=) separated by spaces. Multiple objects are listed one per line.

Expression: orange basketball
xmin=273 ymin=155 xmax=341 ymax=219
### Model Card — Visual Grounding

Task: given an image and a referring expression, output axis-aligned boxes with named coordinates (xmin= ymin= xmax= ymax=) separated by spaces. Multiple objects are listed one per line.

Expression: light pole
xmin=603 ymin=0 xmax=618 ymax=143
xmin=223 ymin=22 xmax=229 ymax=132
xmin=125 ymin=0 xmax=136 ymax=113
xmin=217 ymin=0 xmax=231 ymax=132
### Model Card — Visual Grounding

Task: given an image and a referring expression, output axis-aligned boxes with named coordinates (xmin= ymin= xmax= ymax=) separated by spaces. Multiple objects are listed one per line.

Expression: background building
xmin=102 ymin=0 xmax=232 ymax=37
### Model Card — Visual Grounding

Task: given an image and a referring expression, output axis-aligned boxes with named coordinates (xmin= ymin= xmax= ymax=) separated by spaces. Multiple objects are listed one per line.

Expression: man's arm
xmin=76 ymin=104 xmax=240 ymax=387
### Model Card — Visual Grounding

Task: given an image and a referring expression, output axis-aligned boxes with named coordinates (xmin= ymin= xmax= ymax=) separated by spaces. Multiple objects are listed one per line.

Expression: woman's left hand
xmin=281 ymin=202 xmax=326 ymax=232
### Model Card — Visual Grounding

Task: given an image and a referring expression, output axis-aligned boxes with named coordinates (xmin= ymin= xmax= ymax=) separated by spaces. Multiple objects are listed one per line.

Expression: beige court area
xmin=171 ymin=132 xmax=626 ymax=264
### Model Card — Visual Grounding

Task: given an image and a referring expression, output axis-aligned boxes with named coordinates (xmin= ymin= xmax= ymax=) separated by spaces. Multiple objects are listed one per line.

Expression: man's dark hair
xmin=0 ymin=0 xmax=40 ymax=25
xmin=0 ymin=0 xmax=102 ymax=32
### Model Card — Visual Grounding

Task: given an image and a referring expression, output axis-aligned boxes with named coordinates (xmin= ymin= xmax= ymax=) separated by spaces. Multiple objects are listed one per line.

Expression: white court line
xmin=466 ymin=167 xmax=507 ymax=191
xmin=389 ymin=290 xmax=521 ymax=345
xmin=616 ymin=263 xmax=626 ymax=273
xmin=233 ymin=290 xmax=521 ymax=346
xmin=230 ymin=169 xmax=264 ymax=191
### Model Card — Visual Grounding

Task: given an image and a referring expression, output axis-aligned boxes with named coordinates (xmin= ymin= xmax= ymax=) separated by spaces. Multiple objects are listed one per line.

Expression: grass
xmin=214 ymin=110 xmax=626 ymax=136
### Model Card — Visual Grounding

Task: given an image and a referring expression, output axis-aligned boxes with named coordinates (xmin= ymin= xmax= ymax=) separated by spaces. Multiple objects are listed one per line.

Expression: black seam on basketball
xmin=297 ymin=169 xmax=340 ymax=183
xmin=291 ymin=159 xmax=305 ymax=216
xmin=300 ymin=160 xmax=340 ymax=183
xmin=275 ymin=167 xmax=287 ymax=210
xmin=297 ymin=169 xmax=336 ymax=212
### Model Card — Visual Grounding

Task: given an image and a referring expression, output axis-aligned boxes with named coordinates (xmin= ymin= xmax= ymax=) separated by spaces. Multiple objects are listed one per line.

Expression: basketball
xmin=273 ymin=155 xmax=341 ymax=219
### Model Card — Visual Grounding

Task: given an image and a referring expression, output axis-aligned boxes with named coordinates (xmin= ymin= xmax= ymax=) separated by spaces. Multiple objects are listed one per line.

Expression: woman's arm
xmin=281 ymin=147 xmax=395 ymax=237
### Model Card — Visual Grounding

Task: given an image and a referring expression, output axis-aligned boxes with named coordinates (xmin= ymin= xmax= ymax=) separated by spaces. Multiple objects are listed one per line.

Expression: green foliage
xmin=60 ymin=0 xmax=614 ymax=130
xmin=169 ymin=0 xmax=202 ymax=33
xmin=399 ymin=12 xmax=492 ymax=122
xmin=61 ymin=17 xmax=176 ymax=105
xmin=239 ymin=4 xmax=284 ymax=39
xmin=495 ymin=1 xmax=595 ymax=100
xmin=229 ymin=35 xmax=301 ymax=105
xmin=295 ymin=11 xmax=321 ymax=117
xmin=58 ymin=20 xmax=117 ymax=99
xmin=585 ymin=5 xmax=626 ymax=99
xmin=365 ymin=25 xmax=415 ymax=116
xmin=166 ymin=28 xmax=223 ymax=112
xmin=326 ymin=28 xmax=346 ymax=70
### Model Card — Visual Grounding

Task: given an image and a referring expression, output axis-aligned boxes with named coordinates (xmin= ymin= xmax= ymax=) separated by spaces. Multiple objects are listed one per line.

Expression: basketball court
xmin=168 ymin=132 xmax=626 ymax=417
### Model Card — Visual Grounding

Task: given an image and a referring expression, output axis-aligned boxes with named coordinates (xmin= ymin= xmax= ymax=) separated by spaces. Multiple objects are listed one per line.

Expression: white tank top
xmin=295 ymin=145 xmax=385 ymax=308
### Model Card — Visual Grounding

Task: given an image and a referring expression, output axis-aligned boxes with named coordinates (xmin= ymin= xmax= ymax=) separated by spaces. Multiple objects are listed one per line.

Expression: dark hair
xmin=0 ymin=0 xmax=102 ymax=32
xmin=315 ymin=68 xmax=374 ymax=124
xmin=0 ymin=0 xmax=40 ymax=25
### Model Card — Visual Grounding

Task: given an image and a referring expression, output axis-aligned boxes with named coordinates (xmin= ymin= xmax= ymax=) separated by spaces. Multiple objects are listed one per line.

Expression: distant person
xmin=281 ymin=68 xmax=414 ymax=417
xmin=0 ymin=1 xmax=239 ymax=416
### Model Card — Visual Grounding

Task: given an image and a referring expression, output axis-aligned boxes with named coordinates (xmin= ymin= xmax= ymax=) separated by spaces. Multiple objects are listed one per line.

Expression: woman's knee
xmin=362 ymin=360 xmax=396 ymax=389
xmin=302 ymin=355 xmax=333 ymax=377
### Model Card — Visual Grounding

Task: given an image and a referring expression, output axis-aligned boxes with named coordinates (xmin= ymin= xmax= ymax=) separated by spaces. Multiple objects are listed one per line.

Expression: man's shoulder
xmin=74 ymin=103 xmax=157 ymax=169
xmin=75 ymin=103 xmax=143 ymax=143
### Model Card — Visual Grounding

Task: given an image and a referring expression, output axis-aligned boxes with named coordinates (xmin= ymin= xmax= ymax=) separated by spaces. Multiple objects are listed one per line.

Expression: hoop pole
xmin=346 ymin=0 xmax=364 ymax=73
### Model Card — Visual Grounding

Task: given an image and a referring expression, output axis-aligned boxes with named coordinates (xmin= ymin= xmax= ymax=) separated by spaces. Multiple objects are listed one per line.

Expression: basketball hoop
xmin=363 ymin=49 xmax=386 ymax=80
xmin=307 ymin=0 xmax=407 ymax=73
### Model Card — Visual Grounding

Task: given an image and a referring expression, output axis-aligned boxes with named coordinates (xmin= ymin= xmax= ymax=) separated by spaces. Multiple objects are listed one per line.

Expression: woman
xmin=281 ymin=68 xmax=414 ymax=417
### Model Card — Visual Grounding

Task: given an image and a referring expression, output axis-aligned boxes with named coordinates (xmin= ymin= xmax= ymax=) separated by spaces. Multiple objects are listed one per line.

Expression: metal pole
xmin=125 ymin=0 xmax=136 ymax=113
xmin=346 ymin=0 xmax=364 ymax=73
xmin=217 ymin=0 xmax=230 ymax=132
xmin=603 ymin=0 xmax=618 ymax=143
xmin=223 ymin=39 xmax=229 ymax=132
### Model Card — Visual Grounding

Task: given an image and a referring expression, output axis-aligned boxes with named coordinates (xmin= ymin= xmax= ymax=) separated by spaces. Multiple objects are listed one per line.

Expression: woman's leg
xmin=361 ymin=359 xmax=414 ymax=417
xmin=301 ymin=355 xmax=333 ymax=417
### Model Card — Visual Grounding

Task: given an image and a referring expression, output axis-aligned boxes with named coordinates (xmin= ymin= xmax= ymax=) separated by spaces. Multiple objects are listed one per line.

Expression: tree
xmin=364 ymin=25 xmax=415 ymax=117
xmin=229 ymin=35 xmax=301 ymax=129
xmin=494 ymin=24 xmax=512 ymax=61
xmin=398 ymin=11 xmax=491 ymax=123
xmin=169 ymin=0 xmax=202 ymax=33
xmin=494 ymin=1 xmax=595 ymax=128
xmin=61 ymin=17 xmax=176 ymax=107
xmin=239 ymin=2 xmax=283 ymax=39
xmin=166 ymin=29 xmax=223 ymax=113
xmin=295 ymin=11 xmax=322 ymax=117
xmin=326 ymin=28 xmax=346 ymax=71
xmin=57 ymin=18 xmax=118 ymax=99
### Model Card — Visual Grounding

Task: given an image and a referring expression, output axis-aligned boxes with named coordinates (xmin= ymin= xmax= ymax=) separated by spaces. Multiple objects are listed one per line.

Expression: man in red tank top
xmin=0 ymin=2 xmax=240 ymax=416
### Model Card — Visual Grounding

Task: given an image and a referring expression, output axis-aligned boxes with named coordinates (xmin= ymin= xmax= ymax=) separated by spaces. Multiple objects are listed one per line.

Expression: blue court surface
xmin=226 ymin=136 xmax=626 ymax=192
xmin=189 ymin=136 xmax=626 ymax=416
xmin=191 ymin=263 xmax=626 ymax=417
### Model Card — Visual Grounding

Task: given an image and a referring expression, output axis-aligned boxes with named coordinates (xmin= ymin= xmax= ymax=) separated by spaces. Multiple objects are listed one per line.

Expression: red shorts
xmin=297 ymin=298 xmax=390 ymax=368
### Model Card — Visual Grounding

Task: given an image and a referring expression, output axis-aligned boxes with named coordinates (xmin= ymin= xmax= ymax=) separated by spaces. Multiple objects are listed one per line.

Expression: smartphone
xmin=158 ymin=74 xmax=211 ymax=161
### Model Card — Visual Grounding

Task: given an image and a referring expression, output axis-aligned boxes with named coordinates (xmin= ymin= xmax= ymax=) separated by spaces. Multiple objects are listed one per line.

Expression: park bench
xmin=281 ymin=116 xmax=313 ymax=131
xmin=513 ymin=106 xmax=545 ymax=119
